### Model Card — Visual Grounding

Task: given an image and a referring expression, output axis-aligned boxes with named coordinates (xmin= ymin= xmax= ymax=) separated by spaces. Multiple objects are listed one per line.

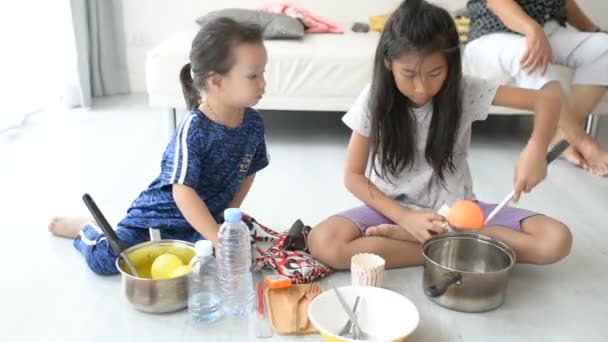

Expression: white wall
xmin=122 ymin=0 xmax=608 ymax=93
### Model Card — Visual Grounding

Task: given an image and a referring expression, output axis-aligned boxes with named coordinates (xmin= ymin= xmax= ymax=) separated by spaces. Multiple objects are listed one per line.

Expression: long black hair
xmin=369 ymin=0 xmax=462 ymax=185
xmin=179 ymin=17 xmax=263 ymax=110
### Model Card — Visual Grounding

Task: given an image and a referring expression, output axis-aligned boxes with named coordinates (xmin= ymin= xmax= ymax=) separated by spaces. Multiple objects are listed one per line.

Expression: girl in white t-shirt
xmin=307 ymin=0 xmax=572 ymax=270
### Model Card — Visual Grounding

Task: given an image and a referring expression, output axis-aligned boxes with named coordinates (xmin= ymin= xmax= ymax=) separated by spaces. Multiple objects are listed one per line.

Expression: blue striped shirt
xmin=118 ymin=108 xmax=269 ymax=236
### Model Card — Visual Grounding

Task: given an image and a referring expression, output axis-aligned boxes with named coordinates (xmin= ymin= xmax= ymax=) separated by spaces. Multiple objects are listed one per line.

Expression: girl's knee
xmin=308 ymin=226 xmax=358 ymax=270
xmin=311 ymin=247 xmax=349 ymax=270
xmin=308 ymin=231 xmax=348 ymax=270
xmin=531 ymin=221 xmax=572 ymax=265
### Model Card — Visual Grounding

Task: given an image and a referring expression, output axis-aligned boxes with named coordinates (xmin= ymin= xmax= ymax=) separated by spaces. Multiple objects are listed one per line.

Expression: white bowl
xmin=308 ymin=286 xmax=419 ymax=342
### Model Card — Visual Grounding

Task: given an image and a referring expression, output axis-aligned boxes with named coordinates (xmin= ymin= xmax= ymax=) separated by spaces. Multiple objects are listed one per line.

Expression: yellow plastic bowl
xmin=308 ymin=286 xmax=419 ymax=342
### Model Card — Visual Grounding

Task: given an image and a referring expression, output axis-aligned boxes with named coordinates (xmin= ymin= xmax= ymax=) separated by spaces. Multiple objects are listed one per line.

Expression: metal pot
xmin=116 ymin=239 xmax=195 ymax=313
xmin=421 ymin=232 xmax=516 ymax=312
xmin=83 ymin=194 xmax=195 ymax=313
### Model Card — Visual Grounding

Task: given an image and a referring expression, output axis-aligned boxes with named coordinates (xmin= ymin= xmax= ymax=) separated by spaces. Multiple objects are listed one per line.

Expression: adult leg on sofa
xmin=568 ymin=85 xmax=607 ymax=124
xmin=551 ymin=85 xmax=608 ymax=175
xmin=547 ymin=29 xmax=608 ymax=175
xmin=465 ymin=27 xmax=608 ymax=175
xmin=569 ymin=85 xmax=605 ymax=137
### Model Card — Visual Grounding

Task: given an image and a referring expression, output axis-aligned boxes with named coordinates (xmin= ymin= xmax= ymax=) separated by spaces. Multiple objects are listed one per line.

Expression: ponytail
xmin=179 ymin=63 xmax=201 ymax=110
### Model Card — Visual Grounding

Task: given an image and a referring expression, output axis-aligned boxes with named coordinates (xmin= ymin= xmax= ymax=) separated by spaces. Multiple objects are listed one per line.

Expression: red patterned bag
xmin=242 ymin=215 xmax=333 ymax=284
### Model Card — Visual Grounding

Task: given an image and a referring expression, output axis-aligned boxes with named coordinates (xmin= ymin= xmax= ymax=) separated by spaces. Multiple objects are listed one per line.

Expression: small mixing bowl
xmin=308 ymin=286 xmax=419 ymax=342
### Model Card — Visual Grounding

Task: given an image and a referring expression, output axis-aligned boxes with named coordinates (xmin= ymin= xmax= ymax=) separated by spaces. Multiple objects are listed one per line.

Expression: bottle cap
xmin=265 ymin=275 xmax=292 ymax=289
xmin=194 ymin=240 xmax=213 ymax=257
xmin=224 ymin=208 xmax=242 ymax=223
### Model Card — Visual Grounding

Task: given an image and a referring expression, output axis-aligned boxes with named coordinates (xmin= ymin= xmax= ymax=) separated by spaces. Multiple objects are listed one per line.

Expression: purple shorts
xmin=336 ymin=201 xmax=540 ymax=234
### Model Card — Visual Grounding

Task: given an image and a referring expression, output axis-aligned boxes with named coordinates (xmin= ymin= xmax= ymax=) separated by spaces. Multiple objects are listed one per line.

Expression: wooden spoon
xmin=286 ymin=285 xmax=307 ymax=332
xmin=298 ymin=283 xmax=324 ymax=332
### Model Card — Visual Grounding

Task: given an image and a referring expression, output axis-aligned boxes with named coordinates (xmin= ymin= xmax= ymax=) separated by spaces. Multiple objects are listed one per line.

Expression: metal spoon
xmin=338 ymin=296 xmax=361 ymax=337
xmin=333 ymin=287 xmax=369 ymax=340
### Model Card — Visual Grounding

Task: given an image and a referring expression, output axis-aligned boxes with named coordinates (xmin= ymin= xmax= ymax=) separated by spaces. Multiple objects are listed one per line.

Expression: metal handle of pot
xmin=425 ymin=272 xmax=462 ymax=297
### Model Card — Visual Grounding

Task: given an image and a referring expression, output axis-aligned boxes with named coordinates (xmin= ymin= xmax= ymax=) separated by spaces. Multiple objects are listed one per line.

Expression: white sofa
xmin=146 ymin=26 xmax=383 ymax=112
xmin=146 ymin=0 xmax=401 ymax=115
xmin=145 ymin=0 xmax=607 ymax=131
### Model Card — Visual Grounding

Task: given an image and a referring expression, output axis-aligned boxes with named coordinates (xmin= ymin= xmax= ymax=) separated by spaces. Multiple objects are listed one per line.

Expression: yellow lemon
xmin=150 ymin=253 xmax=184 ymax=280
xmin=171 ymin=265 xmax=193 ymax=278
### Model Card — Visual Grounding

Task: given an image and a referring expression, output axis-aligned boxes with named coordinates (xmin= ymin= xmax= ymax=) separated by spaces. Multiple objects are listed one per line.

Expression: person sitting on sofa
xmin=464 ymin=0 xmax=608 ymax=176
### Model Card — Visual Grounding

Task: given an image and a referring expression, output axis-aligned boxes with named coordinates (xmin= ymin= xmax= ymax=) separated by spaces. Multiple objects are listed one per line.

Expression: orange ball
xmin=447 ymin=200 xmax=484 ymax=229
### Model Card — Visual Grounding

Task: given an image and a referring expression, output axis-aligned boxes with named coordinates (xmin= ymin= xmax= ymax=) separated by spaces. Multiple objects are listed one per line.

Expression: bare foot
xmin=48 ymin=217 xmax=94 ymax=239
xmin=365 ymin=224 xmax=418 ymax=242
xmin=551 ymin=134 xmax=586 ymax=168
xmin=558 ymin=146 xmax=586 ymax=168
xmin=576 ymin=137 xmax=608 ymax=176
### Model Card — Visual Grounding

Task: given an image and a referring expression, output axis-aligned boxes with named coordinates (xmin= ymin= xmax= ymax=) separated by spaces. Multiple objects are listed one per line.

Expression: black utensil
xmin=82 ymin=193 xmax=139 ymax=277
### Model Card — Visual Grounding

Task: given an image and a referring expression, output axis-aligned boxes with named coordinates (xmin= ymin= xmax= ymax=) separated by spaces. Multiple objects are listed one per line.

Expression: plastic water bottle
xmin=217 ymin=208 xmax=254 ymax=316
xmin=188 ymin=240 xmax=222 ymax=322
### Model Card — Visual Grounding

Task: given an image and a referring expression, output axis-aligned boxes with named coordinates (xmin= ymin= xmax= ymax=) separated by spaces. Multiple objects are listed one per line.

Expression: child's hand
xmin=395 ymin=210 xmax=447 ymax=243
xmin=514 ymin=142 xmax=548 ymax=202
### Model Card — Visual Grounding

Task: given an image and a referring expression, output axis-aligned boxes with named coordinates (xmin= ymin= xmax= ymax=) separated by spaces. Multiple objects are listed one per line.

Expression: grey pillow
xmin=196 ymin=8 xmax=304 ymax=39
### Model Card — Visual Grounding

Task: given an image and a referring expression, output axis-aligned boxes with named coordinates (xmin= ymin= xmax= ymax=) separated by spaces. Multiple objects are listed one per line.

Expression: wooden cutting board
xmin=266 ymin=283 xmax=323 ymax=335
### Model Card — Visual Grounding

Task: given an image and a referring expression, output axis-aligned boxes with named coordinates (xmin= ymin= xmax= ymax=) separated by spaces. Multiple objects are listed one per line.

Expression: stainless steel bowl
xmin=116 ymin=239 xmax=195 ymax=313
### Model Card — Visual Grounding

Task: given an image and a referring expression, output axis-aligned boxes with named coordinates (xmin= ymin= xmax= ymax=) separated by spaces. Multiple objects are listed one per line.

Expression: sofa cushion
xmin=196 ymin=8 xmax=305 ymax=39
xmin=146 ymin=28 xmax=608 ymax=114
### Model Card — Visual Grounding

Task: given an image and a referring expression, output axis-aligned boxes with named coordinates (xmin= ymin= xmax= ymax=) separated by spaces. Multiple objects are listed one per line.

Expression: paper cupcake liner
xmin=350 ymin=253 xmax=386 ymax=287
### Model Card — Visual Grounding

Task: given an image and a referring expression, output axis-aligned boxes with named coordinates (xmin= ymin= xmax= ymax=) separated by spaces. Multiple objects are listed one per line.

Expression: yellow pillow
xmin=453 ymin=16 xmax=470 ymax=43
xmin=369 ymin=13 xmax=390 ymax=32
xmin=368 ymin=13 xmax=470 ymax=43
